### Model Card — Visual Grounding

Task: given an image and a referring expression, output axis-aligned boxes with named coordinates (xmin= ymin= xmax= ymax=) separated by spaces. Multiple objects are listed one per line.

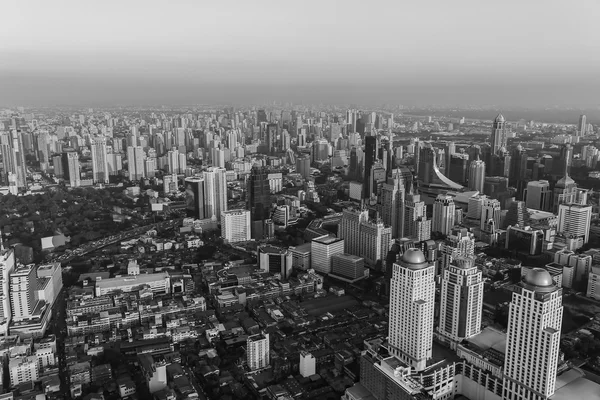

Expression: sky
xmin=1 ymin=0 xmax=600 ymax=107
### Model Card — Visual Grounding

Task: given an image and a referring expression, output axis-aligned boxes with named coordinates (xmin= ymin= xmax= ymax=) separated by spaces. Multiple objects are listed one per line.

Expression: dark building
xmin=509 ymin=145 xmax=528 ymax=196
xmin=266 ymin=123 xmax=278 ymax=154
xmin=184 ymin=177 xmax=206 ymax=219
xmin=247 ymin=166 xmax=272 ymax=240
xmin=363 ymin=136 xmax=377 ymax=200
xmin=349 ymin=147 xmax=358 ymax=180
xmin=257 ymin=109 xmax=268 ymax=124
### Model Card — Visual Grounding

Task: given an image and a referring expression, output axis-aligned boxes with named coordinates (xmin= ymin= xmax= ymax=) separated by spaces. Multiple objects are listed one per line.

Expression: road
xmin=49 ymin=289 xmax=71 ymax=400
xmin=48 ymin=218 xmax=183 ymax=264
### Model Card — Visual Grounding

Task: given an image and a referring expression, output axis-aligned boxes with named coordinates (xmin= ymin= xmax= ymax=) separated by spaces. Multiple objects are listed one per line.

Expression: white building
xmin=388 ymin=249 xmax=435 ymax=371
xmin=203 ymin=167 xmax=228 ymax=220
xmin=247 ymin=333 xmax=270 ymax=371
xmin=299 ymin=351 xmax=316 ymax=377
xmin=10 ymin=264 xmax=40 ymax=322
xmin=439 ymin=256 xmax=483 ymax=344
xmin=359 ymin=220 xmax=392 ymax=267
xmin=221 ymin=209 xmax=251 ymax=243
xmin=0 ymin=248 xmax=15 ymax=334
xmin=311 ymin=235 xmax=344 ymax=274
xmin=94 ymin=272 xmax=170 ymax=297
xmin=503 ymin=268 xmax=563 ymax=400
xmin=557 ymin=203 xmax=592 ymax=249
xmin=10 ymin=356 xmax=39 ymax=386
xmin=339 ymin=208 xmax=368 ymax=256
xmin=127 ymin=145 xmax=145 ymax=181
xmin=587 ymin=266 xmax=600 ymax=300
xmin=91 ymin=137 xmax=109 ymax=184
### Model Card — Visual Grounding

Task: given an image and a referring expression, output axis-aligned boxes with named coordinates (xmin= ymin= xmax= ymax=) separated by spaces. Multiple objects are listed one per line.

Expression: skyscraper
xmin=509 ymin=145 xmax=527 ymax=195
xmin=65 ymin=152 xmax=80 ymax=187
xmin=127 ymin=145 xmax=145 ymax=181
xmin=10 ymin=264 xmax=40 ymax=322
xmin=525 ymin=180 xmax=551 ymax=211
xmin=360 ymin=219 xmax=392 ymax=268
xmin=247 ymin=166 xmax=272 ymax=240
xmin=265 ymin=123 xmax=278 ymax=154
xmin=468 ymin=156 xmax=485 ymax=193
xmin=490 ymin=114 xmax=507 ymax=155
xmin=503 ymin=268 xmax=562 ymax=400
xmin=557 ymin=203 xmax=592 ymax=248
xmin=247 ymin=333 xmax=270 ymax=371
xmin=388 ymin=248 xmax=435 ymax=371
xmin=440 ymin=227 xmax=475 ymax=273
xmin=363 ymin=136 xmax=377 ymax=201
xmin=404 ymin=190 xmax=430 ymax=240
xmin=380 ymin=174 xmax=405 ymax=238
xmin=339 ymin=208 xmax=369 ymax=256
xmin=0 ymin=247 xmax=15 ymax=334
xmin=0 ymin=130 xmax=27 ymax=189
xmin=439 ymin=256 xmax=483 ymax=344
xmin=203 ymin=167 xmax=227 ymax=220
xmin=221 ymin=209 xmax=251 ymax=243
xmin=578 ymin=114 xmax=587 ymax=137
xmin=91 ymin=137 xmax=109 ymax=184
xmin=432 ymin=194 xmax=456 ymax=236
xmin=184 ymin=177 xmax=206 ymax=220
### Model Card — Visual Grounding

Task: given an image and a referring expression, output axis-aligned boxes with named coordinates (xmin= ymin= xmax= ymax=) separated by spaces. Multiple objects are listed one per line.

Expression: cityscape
xmin=2 ymin=2 xmax=600 ymax=400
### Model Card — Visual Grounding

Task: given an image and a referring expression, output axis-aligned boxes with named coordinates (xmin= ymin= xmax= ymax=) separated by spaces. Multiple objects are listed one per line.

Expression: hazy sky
xmin=2 ymin=0 xmax=600 ymax=107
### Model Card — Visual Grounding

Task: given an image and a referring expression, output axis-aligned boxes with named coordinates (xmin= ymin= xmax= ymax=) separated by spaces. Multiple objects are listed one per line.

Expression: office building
xmin=247 ymin=166 xmax=272 ymax=240
xmin=503 ymin=268 xmax=562 ymax=400
xmin=184 ymin=177 xmax=206 ymax=219
xmin=360 ymin=219 xmax=392 ymax=267
xmin=339 ymin=208 xmax=369 ymax=256
xmin=247 ymin=333 xmax=270 ymax=371
xmin=296 ymin=155 xmax=311 ymax=179
xmin=0 ymin=130 xmax=27 ymax=189
xmin=587 ymin=266 xmax=600 ymax=301
xmin=380 ymin=174 xmax=405 ymax=238
xmin=127 ymin=145 xmax=145 ymax=181
xmin=221 ymin=209 xmax=251 ymax=243
xmin=468 ymin=156 xmax=485 ymax=192
xmin=258 ymin=245 xmax=293 ymax=279
xmin=94 ymin=272 xmax=170 ymax=297
xmin=65 ymin=152 xmax=80 ymax=187
xmin=439 ymin=256 xmax=483 ymax=344
xmin=388 ymin=249 xmax=435 ymax=371
xmin=10 ymin=264 xmax=40 ymax=322
xmin=440 ymin=227 xmax=475 ymax=272
xmin=578 ymin=114 xmax=587 ymax=137
xmin=432 ymin=194 xmax=456 ymax=236
xmin=404 ymin=190 xmax=430 ymax=241
xmin=480 ymin=198 xmax=502 ymax=232
xmin=91 ymin=137 xmax=109 ymax=184
xmin=505 ymin=225 xmax=544 ymax=255
xmin=557 ymin=203 xmax=592 ymax=248
xmin=289 ymin=243 xmax=311 ymax=271
xmin=553 ymin=174 xmax=587 ymax=213
xmin=490 ymin=114 xmax=507 ymax=154
xmin=331 ymin=254 xmax=366 ymax=281
xmin=36 ymin=263 xmax=63 ymax=306
xmin=503 ymin=201 xmax=530 ymax=229
xmin=509 ymin=145 xmax=528 ymax=192
xmin=363 ymin=136 xmax=377 ymax=201
xmin=525 ymin=180 xmax=551 ymax=211
xmin=311 ymin=235 xmax=344 ymax=275
xmin=203 ymin=167 xmax=227 ymax=220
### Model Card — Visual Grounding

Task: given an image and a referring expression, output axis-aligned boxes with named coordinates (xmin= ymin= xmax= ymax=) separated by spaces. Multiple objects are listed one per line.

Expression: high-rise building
xmin=339 ymin=208 xmax=369 ymax=256
xmin=525 ymin=180 xmax=551 ymax=211
xmin=503 ymin=268 xmax=562 ymax=400
xmin=432 ymin=194 xmax=456 ymax=236
xmin=184 ymin=177 xmax=206 ymax=220
xmin=509 ymin=145 xmax=527 ymax=194
xmin=553 ymin=174 xmax=587 ymax=213
xmin=439 ymin=256 xmax=483 ymax=344
xmin=388 ymin=248 xmax=435 ymax=371
xmin=331 ymin=254 xmax=366 ymax=281
xmin=258 ymin=245 xmax=293 ymax=279
xmin=404 ymin=190 xmax=430 ymax=240
xmin=203 ymin=167 xmax=227 ymax=220
xmin=311 ymin=235 xmax=344 ymax=275
xmin=91 ymin=137 xmax=109 ymax=184
xmin=63 ymin=152 xmax=80 ymax=187
xmin=0 ymin=248 xmax=15 ymax=334
xmin=557 ymin=203 xmax=592 ymax=248
xmin=10 ymin=264 xmax=40 ymax=322
xmin=490 ymin=114 xmax=507 ymax=155
xmin=360 ymin=219 xmax=392 ymax=268
xmin=265 ymin=123 xmax=278 ymax=154
xmin=468 ymin=156 xmax=485 ymax=193
xmin=440 ymin=227 xmax=475 ymax=273
xmin=296 ymin=155 xmax=311 ymax=179
xmin=480 ymin=198 xmax=502 ymax=232
xmin=247 ymin=166 xmax=272 ymax=240
xmin=363 ymin=136 xmax=377 ymax=201
xmin=247 ymin=333 xmax=270 ymax=371
xmin=578 ymin=114 xmax=587 ymax=137
xmin=9 ymin=356 xmax=39 ymax=386
xmin=380 ymin=174 xmax=405 ymax=238
xmin=127 ymin=146 xmax=145 ymax=181
xmin=221 ymin=209 xmax=251 ymax=243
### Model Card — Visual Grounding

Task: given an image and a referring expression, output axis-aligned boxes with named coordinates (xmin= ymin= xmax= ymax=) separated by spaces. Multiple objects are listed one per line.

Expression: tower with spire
xmin=490 ymin=114 xmax=507 ymax=155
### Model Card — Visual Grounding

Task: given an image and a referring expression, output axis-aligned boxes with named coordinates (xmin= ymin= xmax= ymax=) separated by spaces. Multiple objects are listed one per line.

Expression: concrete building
xmin=331 ymin=253 xmax=366 ymax=281
xmin=557 ymin=203 xmax=592 ymax=249
xmin=289 ymin=243 xmax=311 ymax=271
xmin=587 ymin=266 xmax=600 ymax=301
xmin=258 ymin=245 xmax=293 ymax=279
xmin=91 ymin=137 xmax=109 ymax=184
xmin=503 ymin=268 xmax=563 ymax=400
xmin=432 ymin=194 xmax=456 ymax=236
xmin=0 ymin=248 xmax=15 ymax=334
xmin=221 ymin=209 xmax=251 ymax=243
xmin=127 ymin=145 xmax=145 ymax=181
xmin=339 ymin=208 xmax=369 ymax=256
xmin=404 ymin=192 xmax=430 ymax=241
xmin=388 ymin=249 xmax=435 ymax=371
xmin=10 ymin=264 xmax=40 ymax=322
xmin=525 ymin=180 xmax=551 ymax=211
xmin=299 ymin=351 xmax=316 ymax=378
xmin=468 ymin=156 xmax=485 ymax=193
xmin=311 ymin=235 xmax=344 ymax=275
xmin=9 ymin=356 xmax=39 ymax=386
xmin=439 ymin=256 xmax=483 ymax=345
xmin=360 ymin=220 xmax=392 ymax=268
xmin=94 ymin=272 xmax=170 ymax=296
xmin=247 ymin=333 xmax=270 ymax=371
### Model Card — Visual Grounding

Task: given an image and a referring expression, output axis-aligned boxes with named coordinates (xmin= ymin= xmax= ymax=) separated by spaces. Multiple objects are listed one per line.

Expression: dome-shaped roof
xmin=402 ymin=248 xmax=426 ymax=264
xmin=495 ymin=114 xmax=505 ymax=123
xmin=523 ymin=268 xmax=554 ymax=287
xmin=516 ymin=144 xmax=524 ymax=151
xmin=555 ymin=174 xmax=576 ymax=189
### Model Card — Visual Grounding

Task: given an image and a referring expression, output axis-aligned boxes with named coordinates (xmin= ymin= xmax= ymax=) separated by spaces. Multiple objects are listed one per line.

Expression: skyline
xmin=2 ymin=0 xmax=600 ymax=107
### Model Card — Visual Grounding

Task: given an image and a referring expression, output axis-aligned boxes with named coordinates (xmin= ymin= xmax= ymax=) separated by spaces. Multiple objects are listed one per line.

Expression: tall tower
xmin=0 ymin=246 xmax=15 ymax=334
xmin=127 ymin=145 xmax=145 ymax=181
xmin=432 ymin=194 xmax=456 ymax=236
xmin=525 ymin=180 xmax=551 ymax=211
xmin=380 ymin=174 xmax=405 ymax=238
xmin=359 ymin=219 xmax=392 ymax=267
xmin=440 ymin=227 xmax=475 ymax=273
xmin=66 ymin=152 xmax=81 ymax=187
xmin=468 ymin=156 xmax=485 ymax=193
xmin=247 ymin=166 xmax=272 ymax=240
xmin=404 ymin=190 xmax=429 ymax=240
xmin=339 ymin=208 xmax=369 ymax=256
xmin=203 ymin=167 xmax=228 ymax=220
xmin=91 ymin=137 xmax=109 ymax=184
xmin=363 ymin=136 xmax=377 ymax=202
xmin=480 ymin=198 xmax=502 ymax=232
xmin=388 ymin=248 xmax=435 ymax=371
xmin=490 ymin=114 xmax=507 ymax=155
xmin=503 ymin=268 xmax=562 ymax=400
xmin=439 ymin=256 xmax=483 ymax=344
xmin=557 ymin=203 xmax=592 ymax=247
xmin=578 ymin=114 xmax=587 ymax=137
xmin=10 ymin=264 xmax=40 ymax=322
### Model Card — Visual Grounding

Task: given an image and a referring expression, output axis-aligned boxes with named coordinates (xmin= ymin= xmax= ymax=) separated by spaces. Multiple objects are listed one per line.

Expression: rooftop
xmin=312 ymin=235 xmax=343 ymax=245
xmin=95 ymin=272 xmax=169 ymax=288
